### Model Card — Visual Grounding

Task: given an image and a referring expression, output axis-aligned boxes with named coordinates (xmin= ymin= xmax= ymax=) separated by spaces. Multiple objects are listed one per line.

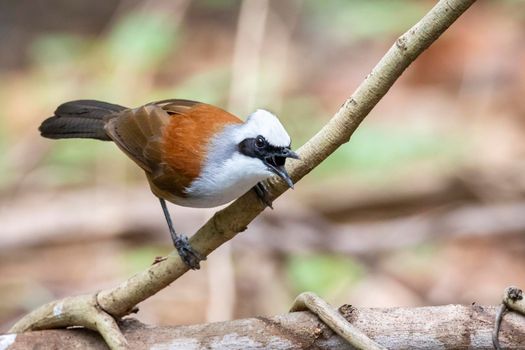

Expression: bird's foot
xmin=254 ymin=182 xmax=273 ymax=209
xmin=173 ymin=234 xmax=206 ymax=270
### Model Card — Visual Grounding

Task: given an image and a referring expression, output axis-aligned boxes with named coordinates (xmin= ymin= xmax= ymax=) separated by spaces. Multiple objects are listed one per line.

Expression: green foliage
xmin=314 ymin=122 xmax=465 ymax=181
xmin=279 ymin=97 xmax=326 ymax=145
xmin=121 ymin=246 xmax=171 ymax=273
xmin=0 ymin=151 xmax=10 ymax=189
xmin=107 ymin=13 xmax=179 ymax=71
xmin=171 ymin=67 xmax=231 ymax=105
xmin=41 ymin=140 xmax=120 ymax=185
xmin=46 ymin=140 xmax=112 ymax=166
xmin=305 ymin=0 xmax=427 ymax=41
xmin=0 ymin=84 xmax=13 ymax=189
xmin=29 ymin=34 xmax=88 ymax=68
xmin=387 ymin=243 xmax=439 ymax=277
xmin=287 ymin=254 xmax=363 ymax=297
xmin=500 ymin=0 xmax=525 ymax=19
xmin=198 ymin=0 xmax=239 ymax=10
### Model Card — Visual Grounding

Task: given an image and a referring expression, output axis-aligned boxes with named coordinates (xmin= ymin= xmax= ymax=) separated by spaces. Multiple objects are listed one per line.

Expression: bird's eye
xmin=255 ymin=136 xmax=265 ymax=148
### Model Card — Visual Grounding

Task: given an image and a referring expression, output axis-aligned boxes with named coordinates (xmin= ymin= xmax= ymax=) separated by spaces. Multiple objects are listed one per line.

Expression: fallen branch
xmin=4 ymin=304 xmax=525 ymax=349
xmin=8 ymin=0 xmax=478 ymax=348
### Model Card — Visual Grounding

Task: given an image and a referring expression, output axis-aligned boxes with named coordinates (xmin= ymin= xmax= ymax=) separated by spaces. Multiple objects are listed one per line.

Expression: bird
xmin=39 ymin=99 xmax=299 ymax=269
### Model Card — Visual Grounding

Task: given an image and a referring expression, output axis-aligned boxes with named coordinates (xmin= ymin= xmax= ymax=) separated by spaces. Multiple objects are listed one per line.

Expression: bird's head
xmin=235 ymin=109 xmax=299 ymax=188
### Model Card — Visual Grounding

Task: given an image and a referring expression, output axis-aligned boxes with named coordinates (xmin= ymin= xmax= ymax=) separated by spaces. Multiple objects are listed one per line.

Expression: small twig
xmin=492 ymin=304 xmax=507 ymax=350
xmin=290 ymin=292 xmax=386 ymax=350
xmin=492 ymin=286 xmax=524 ymax=350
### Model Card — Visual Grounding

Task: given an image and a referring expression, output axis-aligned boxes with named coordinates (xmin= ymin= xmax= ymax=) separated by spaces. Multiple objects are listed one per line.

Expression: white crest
xmin=234 ymin=109 xmax=291 ymax=147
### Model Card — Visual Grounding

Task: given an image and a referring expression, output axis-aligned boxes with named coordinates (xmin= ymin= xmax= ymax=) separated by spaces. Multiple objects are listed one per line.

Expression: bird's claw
xmin=254 ymin=182 xmax=273 ymax=209
xmin=174 ymin=235 xmax=206 ymax=270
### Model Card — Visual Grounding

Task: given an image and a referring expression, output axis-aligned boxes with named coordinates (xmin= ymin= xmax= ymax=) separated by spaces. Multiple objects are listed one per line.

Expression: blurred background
xmin=1 ymin=0 xmax=525 ymax=330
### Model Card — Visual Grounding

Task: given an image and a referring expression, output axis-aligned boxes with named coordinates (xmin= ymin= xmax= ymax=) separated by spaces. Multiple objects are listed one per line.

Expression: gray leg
xmin=159 ymin=198 xmax=205 ymax=270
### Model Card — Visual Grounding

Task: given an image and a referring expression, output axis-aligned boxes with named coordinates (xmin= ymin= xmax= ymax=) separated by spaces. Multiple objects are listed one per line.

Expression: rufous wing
xmin=104 ymin=99 xmax=243 ymax=199
xmin=104 ymin=99 xmax=203 ymax=173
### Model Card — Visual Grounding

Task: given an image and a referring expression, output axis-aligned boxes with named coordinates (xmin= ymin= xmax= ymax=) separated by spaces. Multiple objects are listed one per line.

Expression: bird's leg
xmin=253 ymin=181 xmax=273 ymax=209
xmin=159 ymin=198 xmax=205 ymax=270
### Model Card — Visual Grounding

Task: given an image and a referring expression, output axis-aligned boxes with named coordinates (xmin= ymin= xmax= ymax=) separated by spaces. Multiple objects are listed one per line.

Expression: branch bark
xmin=5 ymin=304 xmax=525 ymax=349
xmin=8 ymin=0 xmax=478 ymax=347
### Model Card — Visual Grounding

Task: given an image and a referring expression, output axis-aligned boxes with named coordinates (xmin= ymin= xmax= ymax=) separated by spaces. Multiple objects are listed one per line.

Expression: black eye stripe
xmin=238 ymin=138 xmax=258 ymax=158
xmin=238 ymin=137 xmax=288 ymax=159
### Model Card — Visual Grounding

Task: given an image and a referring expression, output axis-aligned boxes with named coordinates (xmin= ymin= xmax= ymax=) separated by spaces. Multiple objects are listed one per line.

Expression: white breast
xmin=179 ymin=152 xmax=271 ymax=208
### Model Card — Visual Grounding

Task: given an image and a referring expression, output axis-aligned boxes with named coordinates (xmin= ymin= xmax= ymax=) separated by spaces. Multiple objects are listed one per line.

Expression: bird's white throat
xmin=183 ymin=152 xmax=270 ymax=207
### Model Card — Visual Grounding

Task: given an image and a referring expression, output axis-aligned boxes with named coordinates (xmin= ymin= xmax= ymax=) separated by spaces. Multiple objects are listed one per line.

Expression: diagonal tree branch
xmin=9 ymin=0 xmax=477 ymax=347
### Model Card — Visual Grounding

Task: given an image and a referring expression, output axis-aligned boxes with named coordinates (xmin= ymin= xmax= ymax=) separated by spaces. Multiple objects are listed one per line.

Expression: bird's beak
xmin=264 ymin=148 xmax=300 ymax=189
xmin=283 ymin=149 xmax=300 ymax=160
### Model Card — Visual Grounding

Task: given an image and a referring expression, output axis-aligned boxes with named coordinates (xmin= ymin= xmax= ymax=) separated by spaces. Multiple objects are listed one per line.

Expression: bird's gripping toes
xmin=39 ymin=99 xmax=299 ymax=269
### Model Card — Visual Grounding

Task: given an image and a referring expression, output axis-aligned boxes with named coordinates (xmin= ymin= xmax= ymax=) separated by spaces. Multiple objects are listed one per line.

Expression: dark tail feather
xmin=39 ymin=100 xmax=127 ymax=141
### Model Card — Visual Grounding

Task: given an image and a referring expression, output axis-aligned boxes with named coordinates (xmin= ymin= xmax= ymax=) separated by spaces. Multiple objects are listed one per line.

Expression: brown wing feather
xmin=104 ymin=100 xmax=243 ymax=200
xmin=161 ymin=103 xmax=243 ymax=187
xmin=104 ymin=105 xmax=170 ymax=172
